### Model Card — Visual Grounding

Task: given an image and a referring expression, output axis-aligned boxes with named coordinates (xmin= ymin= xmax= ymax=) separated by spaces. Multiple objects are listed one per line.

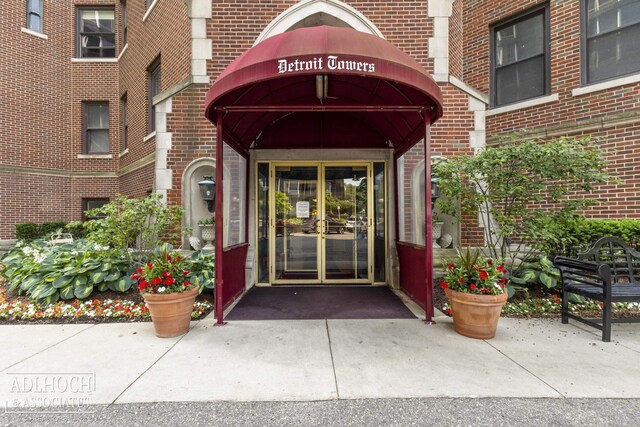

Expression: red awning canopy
xmin=204 ymin=25 xmax=443 ymax=151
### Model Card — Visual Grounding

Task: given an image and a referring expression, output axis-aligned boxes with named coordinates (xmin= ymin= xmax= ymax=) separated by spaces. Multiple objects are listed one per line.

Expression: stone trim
xmin=77 ymin=154 xmax=113 ymax=159
xmin=487 ymin=109 xmax=640 ymax=142
xmin=428 ymin=0 xmax=455 ymax=82
xmin=254 ymin=0 xmax=384 ymax=45
xmin=117 ymin=43 xmax=129 ymax=60
xmin=118 ymin=153 xmax=155 ymax=177
xmin=486 ymin=94 xmax=559 ymax=117
xmin=572 ymin=73 xmax=640 ymax=97
xmin=21 ymin=27 xmax=48 ymax=40
xmin=0 ymin=165 xmax=116 ymax=178
xmin=0 ymin=154 xmax=155 ymax=178
xmin=154 ymin=97 xmax=173 ymax=199
xmin=142 ymin=0 xmax=160 ymax=22
xmin=71 ymin=58 xmax=118 ymax=63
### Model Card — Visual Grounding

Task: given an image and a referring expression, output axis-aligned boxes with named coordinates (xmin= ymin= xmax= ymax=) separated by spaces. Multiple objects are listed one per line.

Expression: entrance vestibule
xmin=255 ymin=162 xmax=386 ymax=285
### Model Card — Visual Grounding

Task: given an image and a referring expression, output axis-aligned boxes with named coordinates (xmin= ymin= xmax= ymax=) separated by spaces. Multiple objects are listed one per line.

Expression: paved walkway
xmin=1 ymin=310 xmax=639 ymax=409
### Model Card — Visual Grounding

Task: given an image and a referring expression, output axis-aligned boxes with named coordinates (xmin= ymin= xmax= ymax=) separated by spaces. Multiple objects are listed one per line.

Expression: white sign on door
xmin=296 ymin=201 xmax=310 ymax=218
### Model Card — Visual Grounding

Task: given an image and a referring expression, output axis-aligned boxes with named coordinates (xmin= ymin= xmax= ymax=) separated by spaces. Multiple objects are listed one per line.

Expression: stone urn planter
xmin=200 ymin=224 xmax=215 ymax=252
xmin=142 ymin=286 xmax=199 ymax=338
xmin=432 ymin=221 xmax=444 ymax=248
xmin=445 ymin=288 xmax=508 ymax=339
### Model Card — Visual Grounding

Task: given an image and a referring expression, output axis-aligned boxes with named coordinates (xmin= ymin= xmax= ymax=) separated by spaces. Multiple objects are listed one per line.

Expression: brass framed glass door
xmin=269 ymin=162 xmax=373 ymax=284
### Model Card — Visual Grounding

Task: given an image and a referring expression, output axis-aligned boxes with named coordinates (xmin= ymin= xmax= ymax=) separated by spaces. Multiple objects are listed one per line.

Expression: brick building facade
xmin=2 ymin=0 xmax=639 ymax=276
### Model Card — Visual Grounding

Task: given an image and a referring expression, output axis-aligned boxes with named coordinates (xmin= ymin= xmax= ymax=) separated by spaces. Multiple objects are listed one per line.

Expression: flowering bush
xmin=132 ymin=244 xmax=197 ymax=294
xmin=441 ymin=247 xmax=507 ymax=295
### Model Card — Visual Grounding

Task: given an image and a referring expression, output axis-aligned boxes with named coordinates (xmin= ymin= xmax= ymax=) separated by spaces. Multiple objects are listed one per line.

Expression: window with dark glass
xmin=491 ymin=5 xmax=549 ymax=107
xmin=583 ymin=0 xmax=640 ymax=84
xmin=120 ymin=0 xmax=127 ymax=46
xmin=148 ymin=58 xmax=161 ymax=132
xmin=83 ymin=102 xmax=109 ymax=154
xmin=83 ymin=198 xmax=109 ymax=221
xmin=76 ymin=8 xmax=115 ymax=58
xmin=27 ymin=0 xmax=43 ymax=33
xmin=121 ymin=93 xmax=128 ymax=151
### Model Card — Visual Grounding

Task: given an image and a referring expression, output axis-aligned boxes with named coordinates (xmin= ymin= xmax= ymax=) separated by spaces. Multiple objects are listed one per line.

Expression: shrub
xmin=540 ymin=219 xmax=640 ymax=257
xmin=15 ymin=223 xmax=42 ymax=241
xmin=65 ymin=221 xmax=86 ymax=239
xmin=433 ymin=135 xmax=617 ymax=270
xmin=41 ymin=221 xmax=68 ymax=237
xmin=83 ymin=193 xmax=186 ymax=265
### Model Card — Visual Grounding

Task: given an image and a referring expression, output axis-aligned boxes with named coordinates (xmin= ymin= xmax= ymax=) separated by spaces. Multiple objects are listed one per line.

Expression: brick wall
xmin=461 ymin=0 xmax=640 ymax=219
xmin=0 ymin=1 xmax=123 ymax=239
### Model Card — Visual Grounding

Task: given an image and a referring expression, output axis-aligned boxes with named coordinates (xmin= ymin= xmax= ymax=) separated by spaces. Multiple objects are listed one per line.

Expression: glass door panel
xmin=323 ymin=165 xmax=370 ymax=281
xmin=273 ymin=166 xmax=319 ymax=282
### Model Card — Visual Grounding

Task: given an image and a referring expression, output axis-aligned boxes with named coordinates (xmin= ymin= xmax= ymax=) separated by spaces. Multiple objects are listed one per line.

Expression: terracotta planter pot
xmin=142 ymin=286 xmax=199 ymax=338
xmin=444 ymin=288 xmax=508 ymax=339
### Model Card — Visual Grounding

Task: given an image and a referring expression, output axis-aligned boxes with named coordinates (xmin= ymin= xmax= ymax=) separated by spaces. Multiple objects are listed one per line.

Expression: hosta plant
xmin=1 ymin=240 xmax=133 ymax=304
xmin=186 ymin=250 xmax=215 ymax=292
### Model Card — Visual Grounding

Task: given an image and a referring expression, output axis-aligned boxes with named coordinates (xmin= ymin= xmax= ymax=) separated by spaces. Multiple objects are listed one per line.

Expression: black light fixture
xmin=198 ymin=176 xmax=216 ymax=213
xmin=430 ymin=174 xmax=441 ymax=208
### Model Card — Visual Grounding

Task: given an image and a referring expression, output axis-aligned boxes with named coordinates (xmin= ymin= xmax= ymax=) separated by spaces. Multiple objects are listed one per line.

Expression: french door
xmin=269 ymin=163 xmax=372 ymax=284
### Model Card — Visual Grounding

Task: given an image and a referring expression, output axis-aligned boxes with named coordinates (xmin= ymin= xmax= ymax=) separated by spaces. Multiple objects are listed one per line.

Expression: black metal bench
xmin=554 ymin=236 xmax=640 ymax=342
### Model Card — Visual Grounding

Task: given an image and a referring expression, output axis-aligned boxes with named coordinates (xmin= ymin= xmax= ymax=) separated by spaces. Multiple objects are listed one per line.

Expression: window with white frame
xmin=583 ymin=0 xmax=640 ymax=84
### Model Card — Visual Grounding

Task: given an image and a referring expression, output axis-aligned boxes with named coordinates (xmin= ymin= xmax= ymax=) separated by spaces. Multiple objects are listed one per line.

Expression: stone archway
xmin=254 ymin=0 xmax=384 ymax=45
xmin=182 ymin=158 xmax=216 ymax=249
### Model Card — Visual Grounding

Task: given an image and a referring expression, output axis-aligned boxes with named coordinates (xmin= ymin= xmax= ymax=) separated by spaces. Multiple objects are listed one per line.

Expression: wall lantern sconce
xmin=198 ymin=176 xmax=216 ymax=213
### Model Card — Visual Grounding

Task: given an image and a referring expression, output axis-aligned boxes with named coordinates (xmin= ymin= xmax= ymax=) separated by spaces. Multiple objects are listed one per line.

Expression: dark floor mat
xmin=225 ymin=286 xmax=417 ymax=320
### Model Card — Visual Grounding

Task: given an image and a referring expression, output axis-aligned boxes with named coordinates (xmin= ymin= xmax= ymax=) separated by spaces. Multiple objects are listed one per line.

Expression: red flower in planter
xmin=459 ymin=277 xmax=465 ymax=284
xmin=440 ymin=281 xmax=449 ymax=289
xmin=497 ymin=265 xmax=507 ymax=274
xmin=152 ymin=277 xmax=163 ymax=286
xmin=479 ymin=270 xmax=488 ymax=281
xmin=447 ymin=264 xmax=456 ymax=270
xmin=469 ymin=284 xmax=477 ymax=291
xmin=138 ymin=280 xmax=149 ymax=291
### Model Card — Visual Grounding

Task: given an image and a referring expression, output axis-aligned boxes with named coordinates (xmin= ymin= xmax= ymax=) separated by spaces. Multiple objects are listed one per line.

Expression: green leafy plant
xmin=198 ymin=217 xmax=215 ymax=226
xmin=132 ymin=244 xmax=197 ymax=294
xmin=433 ymin=136 xmax=617 ymax=270
xmin=441 ymin=247 xmax=507 ymax=295
xmin=186 ymin=250 xmax=215 ymax=292
xmin=83 ymin=193 xmax=186 ymax=265
xmin=1 ymin=240 xmax=133 ymax=304
xmin=15 ymin=223 xmax=42 ymax=241
xmin=510 ymin=256 xmax=560 ymax=289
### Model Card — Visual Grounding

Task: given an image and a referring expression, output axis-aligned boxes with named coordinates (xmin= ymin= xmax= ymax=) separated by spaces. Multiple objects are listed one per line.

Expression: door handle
xmin=315 ymin=220 xmax=321 ymax=234
xmin=323 ymin=220 xmax=329 ymax=234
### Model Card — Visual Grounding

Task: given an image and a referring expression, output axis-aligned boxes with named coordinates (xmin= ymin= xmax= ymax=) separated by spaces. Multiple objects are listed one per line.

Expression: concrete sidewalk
xmin=1 ymin=311 xmax=640 ymax=409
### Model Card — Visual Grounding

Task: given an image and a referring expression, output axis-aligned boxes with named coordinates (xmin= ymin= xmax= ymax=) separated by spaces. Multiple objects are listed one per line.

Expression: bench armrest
xmin=554 ymin=256 xmax=612 ymax=293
